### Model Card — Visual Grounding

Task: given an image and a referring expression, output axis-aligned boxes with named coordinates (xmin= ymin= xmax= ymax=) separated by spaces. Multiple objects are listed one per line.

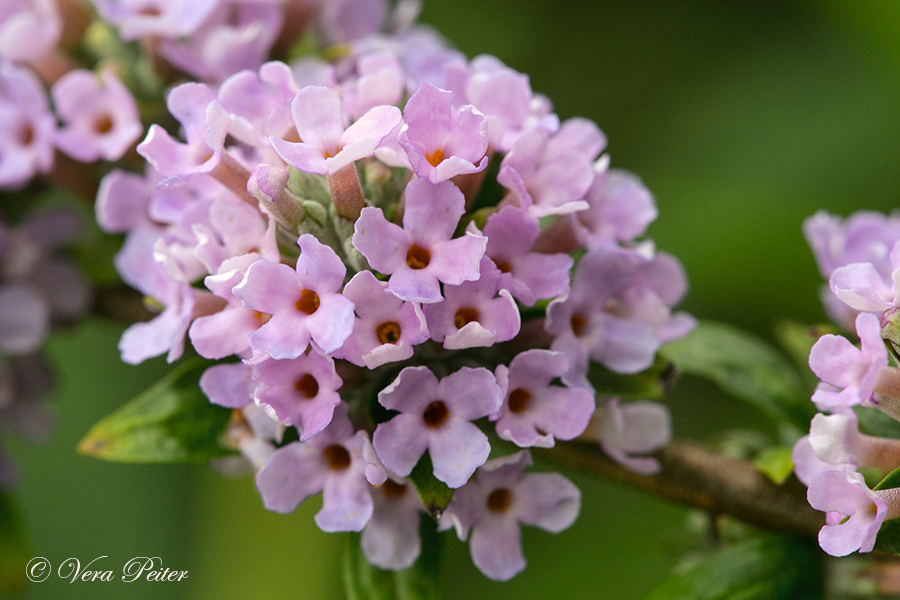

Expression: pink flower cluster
xmin=798 ymin=211 xmax=900 ymax=556
xmin=90 ymin=1 xmax=693 ymax=581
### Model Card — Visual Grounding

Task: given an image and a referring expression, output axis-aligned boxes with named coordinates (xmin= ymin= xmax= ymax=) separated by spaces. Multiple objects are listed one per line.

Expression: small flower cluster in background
xmin=797 ymin=211 xmax=900 ymax=556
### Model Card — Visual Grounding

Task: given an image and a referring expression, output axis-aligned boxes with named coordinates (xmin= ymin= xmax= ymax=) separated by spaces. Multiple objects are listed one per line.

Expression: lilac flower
xmin=423 ymin=257 xmax=519 ymax=349
xmin=792 ymin=435 xmax=853 ymax=487
xmin=158 ymin=3 xmax=283 ymax=83
xmin=91 ymin=0 xmax=222 ymax=41
xmin=342 ymin=51 xmax=405 ymax=121
xmin=221 ymin=403 xmax=277 ymax=472
xmin=52 ymin=69 xmax=143 ymax=162
xmin=318 ymin=0 xmax=388 ymax=44
xmin=570 ymin=168 xmax=658 ymax=249
xmin=808 ymin=469 xmax=900 ymax=556
xmin=96 ymin=170 xmax=153 ymax=233
xmin=828 ymin=244 xmax=900 ymax=315
xmin=361 ymin=477 xmax=426 ymax=570
xmin=589 ymin=398 xmax=671 ymax=475
xmin=269 ymin=84 xmax=401 ymax=176
xmin=805 ymin=210 xmax=900 ymax=283
xmin=233 ymin=234 xmax=355 ymax=359
xmin=397 ymin=82 xmax=488 ymax=183
xmin=492 ymin=349 xmax=595 ymax=448
xmin=808 ymin=412 xmax=900 ymax=472
xmin=809 ymin=312 xmax=887 ymax=410
xmin=457 ymin=55 xmax=556 ymax=152
xmin=804 ymin=210 xmax=900 ymax=327
xmin=254 ymin=351 xmax=343 ymax=441
xmin=137 ymin=82 xmax=227 ymax=179
xmin=335 ymin=270 xmax=428 ymax=369
xmin=118 ymin=280 xmax=199 ymax=364
xmin=352 ymin=178 xmax=486 ymax=303
xmin=0 ymin=0 xmax=60 ymax=64
xmin=216 ymin=61 xmax=303 ymax=146
xmin=1 ymin=207 xmax=90 ymax=324
xmin=199 ymin=362 xmax=255 ymax=409
xmin=372 ymin=366 xmax=502 ymax=488
xmin=255 ymin=404 xmax=375 ymax=532
xmin=498 ymin=117 xmax=605 ymax=218
xmin=189 ymin=254 xmax=275 ymax=360
xmin=442 ymin=451 xmax=580 ymax=581
xmin=0 ymin=285 xmax=48 ymax=355
xmin=0 ymin=61 xmax=55 ymax=189
xmin=545 ymin=245 xmax=693 ymax=374
xmin=477 ymin=205 xmax=572 ymax=306
xmin=192 ymin=196 xmax=277 ymax=274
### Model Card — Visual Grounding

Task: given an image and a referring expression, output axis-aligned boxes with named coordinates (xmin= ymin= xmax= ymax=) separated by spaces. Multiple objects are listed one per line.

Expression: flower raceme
xmin=801 ymin=210 xmax=900 ymax=558
xmin=90 ymin=7 xmax=695 ymax=580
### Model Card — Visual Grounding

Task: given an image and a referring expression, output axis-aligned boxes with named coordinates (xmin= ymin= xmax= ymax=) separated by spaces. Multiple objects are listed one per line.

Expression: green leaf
xmin=875 ymin=517 xmax=900 ymax=554
xmin=855 ymin=404 xmax=900 ymax=439
xmin=752 ymin=446 xmax=794 ymax=485
xmin=874 ymin=466 xmax=900 ymax=491
xmin=774 ymin=321 xmax=838 ymax=390
xmin=343 ymin=519 xmax=441 ymax=600
xmin=0 ymin=493 xmax=29 ymax=594
xmin=644 ymin=534 xmax=821 ymax=600
xmin=589 ymin=355 xmax=674 ymax=400
xmin=408 ymin=453 xmax=453 ymax=518
xmin=78 ymin=359 xmax=233 ymax=463
xmin=661 ymin=320 xmax=814 ymax=434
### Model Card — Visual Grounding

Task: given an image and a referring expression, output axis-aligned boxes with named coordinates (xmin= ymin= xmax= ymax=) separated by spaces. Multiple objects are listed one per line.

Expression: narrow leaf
xmin=661 ymin=320 xmax=814 ymax=433
xmin=78 ymin=359 xmax=233 ymax=463
xmin=644 ymin=534 xmax=821 ymax=600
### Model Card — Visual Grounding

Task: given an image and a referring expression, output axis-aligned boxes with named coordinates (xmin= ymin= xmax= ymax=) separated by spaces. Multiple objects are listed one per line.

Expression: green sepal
xmin=408 ymin=453 xmax=453 ymax=519
xmin=661 ymin=320 xmax=814 ymax=435
xmin=78 ymin=359 xmax=234 ymax=463
xmin=342 ymin=518 xmax=441 ymax=600
xmin=360 ymin=162 xmax=406 ymax=212
xmin=643 ymin=534 xmax=821 ymax=600
xmin=752 ymin=446 xmax=794 ymax=485
xmin=288 ymin=169 xmax=332 ymax=206
xmin=589 ymin=355 xmax=674 ymax=400
xmin=0 ymin=493 xmax=29 ymax=594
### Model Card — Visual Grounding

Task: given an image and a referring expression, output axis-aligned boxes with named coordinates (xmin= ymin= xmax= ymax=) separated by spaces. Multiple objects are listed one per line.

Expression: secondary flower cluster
xmin=81 ymin=0 xmax=694 ymax=581
xmin=796 ymin=211 xmax=900 ymax=556
xmin=0 ymin=207 xmax=91 ymax=488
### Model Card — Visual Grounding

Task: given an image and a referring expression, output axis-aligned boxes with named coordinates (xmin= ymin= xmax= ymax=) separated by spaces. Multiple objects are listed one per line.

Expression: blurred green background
xmin=8 ymin=0 xmax=900 ymax=598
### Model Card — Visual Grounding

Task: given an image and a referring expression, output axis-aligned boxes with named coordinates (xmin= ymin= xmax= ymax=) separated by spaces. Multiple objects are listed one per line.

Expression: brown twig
xmin=540 ymin=439 xmax=824 ymax=539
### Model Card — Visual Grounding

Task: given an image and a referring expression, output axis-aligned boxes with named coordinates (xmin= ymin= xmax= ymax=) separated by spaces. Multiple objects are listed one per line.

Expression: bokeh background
xmin=8 ymin=0 xmax=900 ymax=598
